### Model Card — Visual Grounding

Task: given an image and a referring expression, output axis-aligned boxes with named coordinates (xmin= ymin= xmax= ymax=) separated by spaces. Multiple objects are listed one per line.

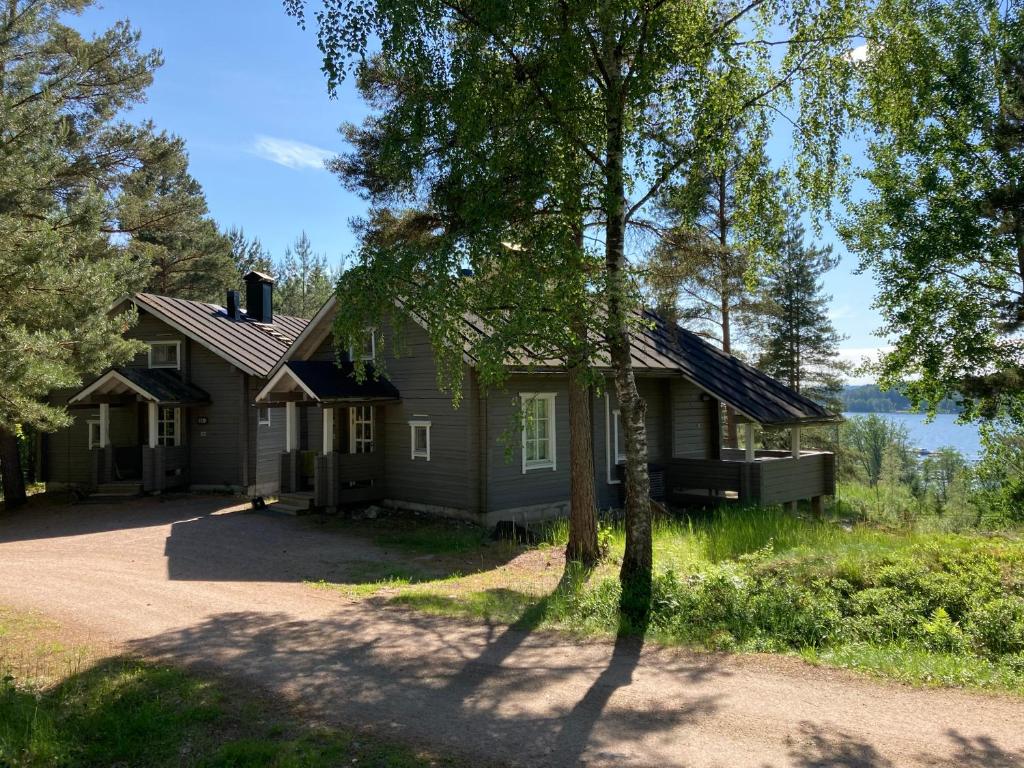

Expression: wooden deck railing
xmin=664 ymin=451 xmax=835 ymax=507
xmin=314 ymin=451 xmax=385 ymax=508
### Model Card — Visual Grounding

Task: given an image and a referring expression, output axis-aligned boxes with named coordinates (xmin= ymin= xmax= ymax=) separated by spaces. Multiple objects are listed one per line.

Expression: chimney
xmin=226 ymin=289 xmax=242 ymax=320
xmin=243 ymin=270 xmax=274 ymax=323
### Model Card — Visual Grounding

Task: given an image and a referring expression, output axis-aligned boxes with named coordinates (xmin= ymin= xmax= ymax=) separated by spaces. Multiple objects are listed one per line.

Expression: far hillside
xmin=841 ymin=384 xmax=961 ymax=414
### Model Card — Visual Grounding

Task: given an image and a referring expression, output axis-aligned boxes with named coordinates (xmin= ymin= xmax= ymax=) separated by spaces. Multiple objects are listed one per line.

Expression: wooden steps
xmin=270 ymin=492 xmax=316 ymax=516
xmin=86 ymin=481 xmax=144 ymax=501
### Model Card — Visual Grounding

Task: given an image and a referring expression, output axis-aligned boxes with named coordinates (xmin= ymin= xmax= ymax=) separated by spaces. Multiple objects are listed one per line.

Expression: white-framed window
xmin=148 ymin=341 xmax=181 ymax=370
xmin=349 ymin=329 xmax=376 ymax=362
xmin=521 ymin=392 xmax=557 ymax=473
xmin=409 ymin=417 xmax=431 ymax=461
xmin=87 ymin=420 xmax=101 ymax=449
xmin=612 ymin=410 xmax=626 ymax=464
xmin=258 ymin=406 xmax=271 ymax=426
xmin=349 ymin=405 xmax=374 ymax=453
xmin=157 ymin=406 xmax=180 ymax=446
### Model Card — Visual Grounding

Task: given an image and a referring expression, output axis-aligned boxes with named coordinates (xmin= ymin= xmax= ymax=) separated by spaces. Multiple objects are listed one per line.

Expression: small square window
xmin=409 ymin=418 xmax=431 ymax=461
xmin=258 ymin=406 xmax=271 ymax=426
xmin=349 ymin=329 xmax=376 ymax=362
xmin=148 ymin=341 xmax=180 ymax=369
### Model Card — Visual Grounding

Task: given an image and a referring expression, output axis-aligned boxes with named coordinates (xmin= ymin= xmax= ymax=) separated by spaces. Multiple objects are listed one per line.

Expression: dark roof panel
xmin=116 ymin=367 xmax=211 ymax=404
xmin=132 ymin=293 xmax=308 ymax=377
xmin=287 ymin=360 xmax=400 ymax=402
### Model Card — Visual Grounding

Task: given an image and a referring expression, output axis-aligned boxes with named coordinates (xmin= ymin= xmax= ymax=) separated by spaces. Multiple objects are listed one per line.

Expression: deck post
xmin=811 ymin=495 xmax=824 ymax=518
xmin=745 ymin=422 xmax=755 ymax=462
xmin=147 ymin=402 xmax=158 ymax=449
xmin=285 ymin=402 xmax=298 ymax=452
xmin=791 ymin=426 xmax=801 ymax=458
xmin=99 ymin=403 xmax=110 ymax=448
xmin=322 ymin=407 xmax=334 ymax=455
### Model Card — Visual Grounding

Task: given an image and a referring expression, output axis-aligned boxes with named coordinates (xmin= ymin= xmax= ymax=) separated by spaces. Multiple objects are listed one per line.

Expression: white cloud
xmin=846 ymin=43 xmax=869 ymax=63
xmin=250 ymin=135 xmax=333 ymax=170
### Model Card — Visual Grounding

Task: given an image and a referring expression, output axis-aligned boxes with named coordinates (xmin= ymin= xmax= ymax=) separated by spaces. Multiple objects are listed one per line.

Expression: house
xmin=254 ymin=296 xmax=839 ymax=524
xmin=42 ymin=272 xmax=308 ymax=497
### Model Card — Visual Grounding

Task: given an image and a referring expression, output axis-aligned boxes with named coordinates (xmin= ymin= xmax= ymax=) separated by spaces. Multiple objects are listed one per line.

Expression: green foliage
xmin=0 ymin=0 xmax=163 ymax=433
xmin=838 ymin=414 xmax=915 ymax=487
xmin=842 ymin=0 xmax=1024 ymax=420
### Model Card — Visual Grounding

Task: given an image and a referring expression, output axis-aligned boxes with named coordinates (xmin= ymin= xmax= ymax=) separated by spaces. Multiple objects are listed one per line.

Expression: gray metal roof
xmin=286 ymin=360 xmax=401 ymax=402
xmin=634 ymin=310 xmax=838 ymax=426
xmin=69 ymin=366 xmax=210 ymax=406
xmin=129 ymin=293 xmax=308 ymax=377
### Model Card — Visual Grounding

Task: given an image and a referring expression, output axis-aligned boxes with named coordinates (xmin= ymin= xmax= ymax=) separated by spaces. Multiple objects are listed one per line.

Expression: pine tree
xmin=748 ymin=213 xmax=848 ymax=413
xmin=0 ymin=0 xmax=162 ymax=506
xmin=116 ymin=135 xmax=236 ymax=302
xmin=275 ymin=232 xmax=335 ymax=318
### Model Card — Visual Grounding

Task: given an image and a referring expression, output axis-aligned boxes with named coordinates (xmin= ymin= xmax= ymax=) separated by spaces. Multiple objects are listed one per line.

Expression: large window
xmin=157 ymin=406 xmax=179 ymax=446
xmin=521 ymin=393 xmax=557 ymax=472
xmin=409 ymin=417 xmax=431 ymax=461
xmin=350 ymin=406 xmax=374 ymax=453
xmin=148 ymin=341 xmax=180 ymax=369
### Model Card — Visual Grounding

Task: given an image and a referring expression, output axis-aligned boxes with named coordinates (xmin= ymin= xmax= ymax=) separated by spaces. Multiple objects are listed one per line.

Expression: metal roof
xmin=128 ymin=293 xmax=308 ymax=377
xmin=286 ymin=360 xmax=400 ymax=402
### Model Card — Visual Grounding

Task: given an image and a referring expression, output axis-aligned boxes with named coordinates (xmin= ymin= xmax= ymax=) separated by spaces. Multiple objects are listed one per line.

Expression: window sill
xmin=523 ymin=462 xmax=556 ymax=473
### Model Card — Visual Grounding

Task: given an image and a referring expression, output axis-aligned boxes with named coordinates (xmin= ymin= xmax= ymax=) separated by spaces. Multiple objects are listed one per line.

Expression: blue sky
xmin=72 ymin=1 xmax=884 ymax=380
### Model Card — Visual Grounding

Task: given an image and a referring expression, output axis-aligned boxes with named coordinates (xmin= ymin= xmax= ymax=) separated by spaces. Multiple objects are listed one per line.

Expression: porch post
xmin=745 ymin=422 xmax=755 ymax=462
xmin=98 ymin=403 xmax=110 ymax=448
xmin=322 ymin=406 xmax=334 ymax=455
xmin=147 ymin=401 xmax=158 ymax=448
xmin=791 ymin=426 xmax=801 ymax=459
xmin=285 ymin=402 xmax=298 ymax=452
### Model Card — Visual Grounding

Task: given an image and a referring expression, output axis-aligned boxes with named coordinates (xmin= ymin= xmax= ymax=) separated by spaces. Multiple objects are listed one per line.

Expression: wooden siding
xmin=670 ymin=378 xmax=715 ymax=459
xmin=185 ymin=343 xmax=246 ymax=488
xmin=758 ymin=452 xmax=833 ymax=503
xmin=126 ymin=312 xmax=188 ymax=375
xmin=485 ymin=373 xmax=571 ymax=513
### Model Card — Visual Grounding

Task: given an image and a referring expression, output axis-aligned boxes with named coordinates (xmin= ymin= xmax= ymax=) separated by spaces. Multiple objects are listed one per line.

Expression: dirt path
xmin=1 ymin=497 xmax=1022 ymax=767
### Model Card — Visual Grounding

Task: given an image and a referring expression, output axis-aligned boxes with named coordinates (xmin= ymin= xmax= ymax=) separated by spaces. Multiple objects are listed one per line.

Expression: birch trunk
xmin=602 ymin=39 xmax=652 ymax=620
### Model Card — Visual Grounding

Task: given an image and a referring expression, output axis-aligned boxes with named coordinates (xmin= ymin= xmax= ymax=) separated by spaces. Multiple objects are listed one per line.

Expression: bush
xmin=967 ymin=597 xmax=1024 ymax=658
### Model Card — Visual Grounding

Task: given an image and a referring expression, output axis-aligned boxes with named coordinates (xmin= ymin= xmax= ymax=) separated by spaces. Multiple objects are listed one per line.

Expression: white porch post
xmin=745 ymin=422 xmax=755 ymax=462
xmin=285 ymin=401 xmax=298 ymax=452
xmin=791 ymin=426 xmax=802 ymax=459
xmin=147 ymin=401 xmax=158 ymax=449
xmin=98 ymin=403 xmax=110 ymax=448
xmin=322 ymin=406 xmax=334 ymax=455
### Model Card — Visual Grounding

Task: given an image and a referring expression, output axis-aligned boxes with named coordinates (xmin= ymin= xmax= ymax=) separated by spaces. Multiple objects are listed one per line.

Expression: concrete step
xmin=94 ymin=483 xmax=143 ymax=497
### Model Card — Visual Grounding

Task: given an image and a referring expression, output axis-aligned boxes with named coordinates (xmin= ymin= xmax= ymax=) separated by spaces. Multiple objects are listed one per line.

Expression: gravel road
xmin=1 ymin=496 xmax=1022 ymax=767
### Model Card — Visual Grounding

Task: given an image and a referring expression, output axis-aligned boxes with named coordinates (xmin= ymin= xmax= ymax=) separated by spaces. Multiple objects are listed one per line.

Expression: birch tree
xmin=286 ymin=0 xmax=862 ymax=614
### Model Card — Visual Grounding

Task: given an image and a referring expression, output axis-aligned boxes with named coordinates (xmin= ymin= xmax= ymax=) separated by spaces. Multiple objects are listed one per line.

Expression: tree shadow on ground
xmin=128 ymin=562 xmax=727 ymax=766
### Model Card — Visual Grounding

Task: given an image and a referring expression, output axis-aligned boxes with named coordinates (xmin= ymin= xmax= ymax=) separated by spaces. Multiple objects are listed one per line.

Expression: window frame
xmin=157 ymin=406 xmax=180 ymax=447
xmin=612 ymin=410 xmax=626 ymax=465
xmin=147 ymin=340 xmax=181 ymax=370
xmin=408 ymin=417 xmax=431 ymax=461
xmin=520 ymin=392 xmax=557 ymax=473
xmin=87 ymin=419 xmax=101 ymax=450
xmin=348 ymin=329 xmax=376 ymax=363
xmin=258 ymin=406 xmax=271 ymax=426
xmin=349 ymin=405 xmax=374 ymax=454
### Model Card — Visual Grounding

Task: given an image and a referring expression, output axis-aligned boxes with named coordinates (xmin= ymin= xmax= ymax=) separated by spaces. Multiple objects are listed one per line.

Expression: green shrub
xmin=967 ymin=597 xmax=1024 ymax=657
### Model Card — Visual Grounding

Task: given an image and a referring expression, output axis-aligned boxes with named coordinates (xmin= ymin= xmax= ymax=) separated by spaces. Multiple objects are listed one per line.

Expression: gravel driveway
xmin=1 ymin=496 xmax=1022 ymax=767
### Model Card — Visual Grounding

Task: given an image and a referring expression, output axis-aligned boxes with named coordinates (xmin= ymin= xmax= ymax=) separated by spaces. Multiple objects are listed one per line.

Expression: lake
xmin=842 ymin=412 xmax=984 ymax=460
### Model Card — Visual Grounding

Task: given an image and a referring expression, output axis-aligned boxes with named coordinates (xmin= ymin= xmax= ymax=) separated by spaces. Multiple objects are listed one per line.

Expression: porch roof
xmin=255 ymin=360 xmax=400 ymax=405
xmin=69 ymin=367 xmax=210 ymax=406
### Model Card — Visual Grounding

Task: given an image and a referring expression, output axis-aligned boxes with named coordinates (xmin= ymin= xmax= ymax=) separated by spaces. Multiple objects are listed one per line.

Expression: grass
xmin=307 ymin=506 xmax=1024 ymax=696
xmin=0 ymin=607 xmax=475 ymax=767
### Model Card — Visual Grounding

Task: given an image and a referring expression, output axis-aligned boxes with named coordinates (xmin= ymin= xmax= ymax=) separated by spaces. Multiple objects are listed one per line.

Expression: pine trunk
xmin=566 ymin=365 xmax=599 ymax=565
xmin=0 ymin=425 xmax=27 ymax=509
xmin=602 ymin=43 xmax=652 ymax=624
